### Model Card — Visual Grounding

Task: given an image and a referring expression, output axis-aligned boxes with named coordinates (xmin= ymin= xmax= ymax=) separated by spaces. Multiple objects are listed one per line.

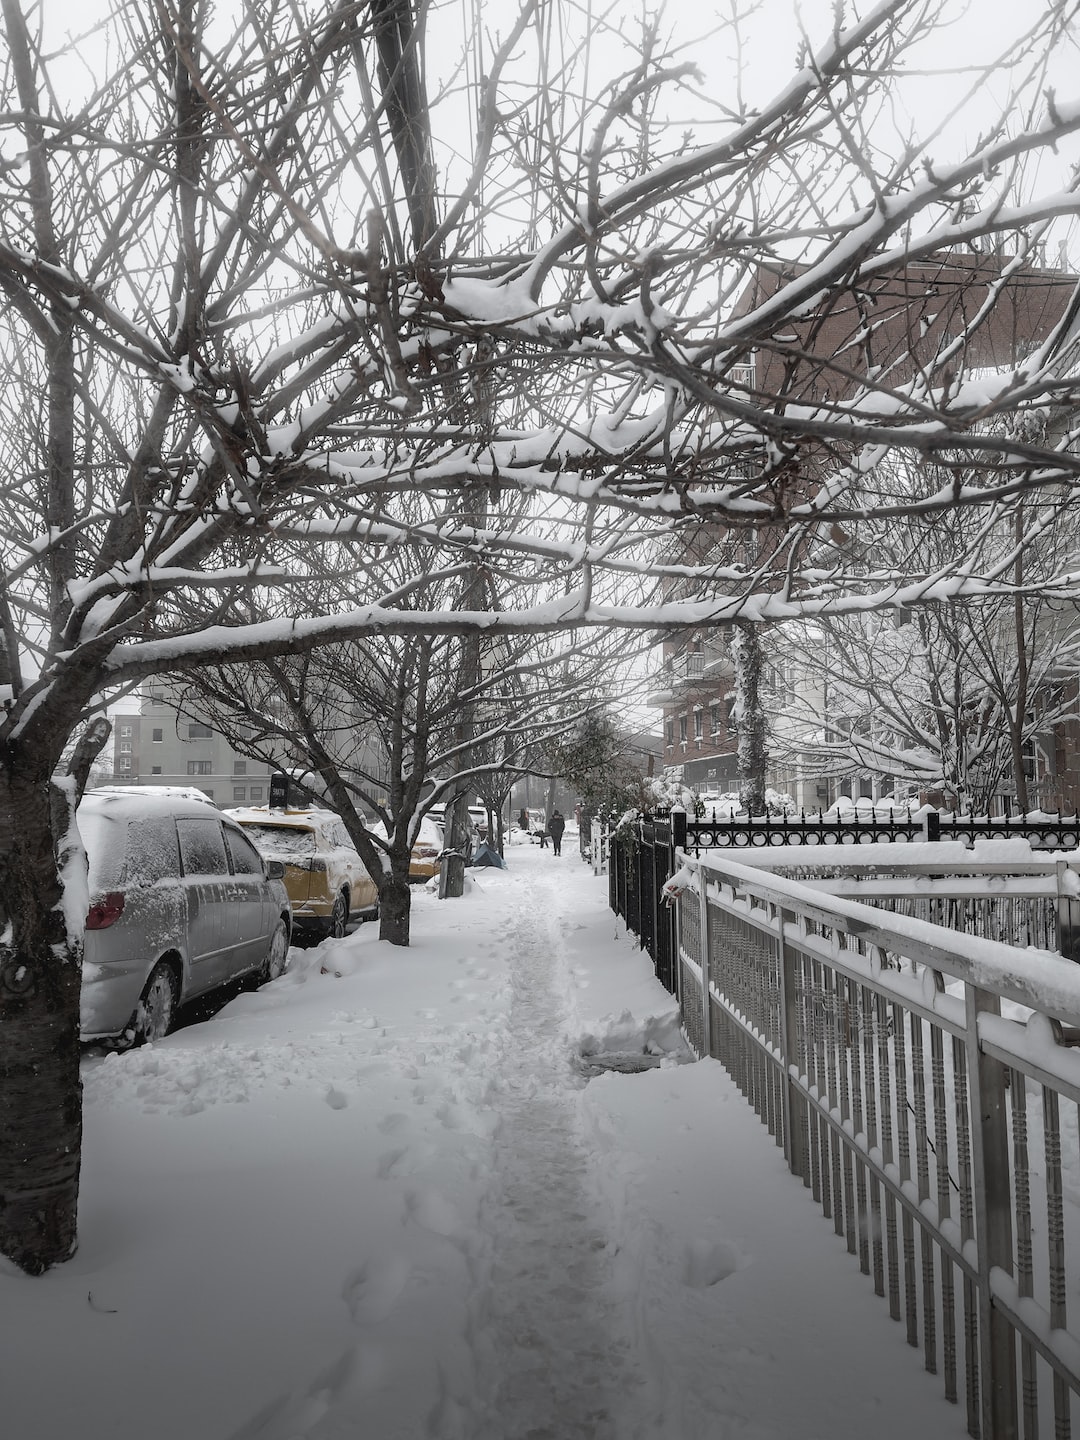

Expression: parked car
xmin=79 ymin=788 xmax=292 ymax=1045
xmin=426 ymin=803 xmax=488 ymax=836
xmin=364 ymin=817 xmax=444 ymax=883
xmin=226 ymin=806 xmax=379 ymax=938
xmin=407 ymin=818 xmax=444 ymax=881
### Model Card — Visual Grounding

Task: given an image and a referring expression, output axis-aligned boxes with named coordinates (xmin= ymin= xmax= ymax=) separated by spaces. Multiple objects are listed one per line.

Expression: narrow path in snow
xmin=468 ymin=859 xmax=641 ymax=1440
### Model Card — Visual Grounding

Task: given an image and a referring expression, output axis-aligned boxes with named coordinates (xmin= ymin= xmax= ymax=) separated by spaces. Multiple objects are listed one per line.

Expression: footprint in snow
xmin=376 ymin=1146 xmax=410 ymax=1179
xmin=683 ymin=1237 xmax=746 ymax=1288
xmin=342 ymin=1254 xmax=412 ymax=1323
xmin=225 ymin=1346 xmax=358 ymax=1438
xmin=404 ymin=1186 xmax=462 ymax=1238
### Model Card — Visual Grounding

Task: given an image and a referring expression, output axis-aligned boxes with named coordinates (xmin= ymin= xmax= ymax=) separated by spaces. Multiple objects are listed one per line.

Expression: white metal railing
xmin=668 ymin=848 xmax=1080 ymax=1439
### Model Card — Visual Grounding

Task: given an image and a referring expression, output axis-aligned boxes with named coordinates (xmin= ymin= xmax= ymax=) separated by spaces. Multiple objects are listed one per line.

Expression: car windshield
xmin=239 ymin=823 xmax=317 ymax=860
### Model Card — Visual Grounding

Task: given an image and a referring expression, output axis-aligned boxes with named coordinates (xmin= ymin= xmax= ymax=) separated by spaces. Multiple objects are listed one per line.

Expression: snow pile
xmin=2 ymin=845 xmax=969 ymax=1439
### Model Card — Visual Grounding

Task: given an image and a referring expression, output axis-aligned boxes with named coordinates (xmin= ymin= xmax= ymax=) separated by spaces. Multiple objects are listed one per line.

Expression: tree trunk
xmin=377 ymin=868 xmax=412 ymax=946
xmin=732 ymin=621 xmax=768 ymax=815
xmin=1012 ymin=509 xmax=1031 ymax=813
xmin=0 ymin=766 xmax=83 ymax=1274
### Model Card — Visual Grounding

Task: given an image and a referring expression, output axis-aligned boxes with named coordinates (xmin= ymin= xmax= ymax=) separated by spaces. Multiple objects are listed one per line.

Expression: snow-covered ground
xmin=3 ymin=838 xmax=971 ymax=1439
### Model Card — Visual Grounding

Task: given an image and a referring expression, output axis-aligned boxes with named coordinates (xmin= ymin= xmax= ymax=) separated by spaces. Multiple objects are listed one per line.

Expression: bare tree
xmin=180 ymin=604 xmax=645 ymax=943
xmin=1 ymin=0 xmax=1080 ymax=1273
xmin=771 ymin=456 xmax=1080 ymax=807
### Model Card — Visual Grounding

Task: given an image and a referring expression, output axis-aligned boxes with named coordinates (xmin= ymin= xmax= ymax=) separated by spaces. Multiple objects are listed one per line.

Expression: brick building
xmin=651 ymin=248 xmax=1077 ymax=807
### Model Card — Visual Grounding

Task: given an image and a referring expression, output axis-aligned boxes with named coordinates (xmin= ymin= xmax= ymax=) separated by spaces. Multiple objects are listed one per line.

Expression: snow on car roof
xmin=80 ymin=787 xmax=223 ymax=888
xmin=225 ymin=805 xmax=336 ymax=828
xmin=82 ymin=786 xmax=219 ymax=819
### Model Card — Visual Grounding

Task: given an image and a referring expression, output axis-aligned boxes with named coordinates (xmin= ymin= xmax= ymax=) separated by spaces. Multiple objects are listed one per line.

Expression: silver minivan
xmin=79 ymin=788 xmax=292 ymax=1045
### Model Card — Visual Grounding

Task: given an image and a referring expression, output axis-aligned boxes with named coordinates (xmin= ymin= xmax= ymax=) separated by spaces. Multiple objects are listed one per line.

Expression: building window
xmin=233 ymin=760 xmax=247 ymax=775
xmin=188 ymin=722 xmax=212 ymax=739
xmin=120 ymin=740 xmax=131 ymax=753
xmin=248 ymin=786 xmax=264 ymax=802
xmin=679 ymin=716 xmax=687 ymax=745
xmin=233 ymin=786 xmax=246 ymax=803
xmin=694 ymin=710 xmax=703 ymax=740
xmin=151 ymin=766 xmax=162 ymax=775
xmin=152 ymin=728 xmax=163 ymax=742
xmin=119 ymin=758 xmax=131 ymax=771
xmin=187 ymin=760 xmax=213 ymax=775
xmin=665 ymin=720 xmax=674 ymax=751
xmin=120 ymin=724 xmax=132 ymax=737
xmin=710 ymin=703 xmax=720 ymax=735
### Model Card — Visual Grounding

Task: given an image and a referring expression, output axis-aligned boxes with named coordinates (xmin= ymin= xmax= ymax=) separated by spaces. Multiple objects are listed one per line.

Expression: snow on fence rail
xmin=609 ymin=812 xmax=1080 ymax=1000
xmin=665 ymin=847 xmax=1080 ymax=1439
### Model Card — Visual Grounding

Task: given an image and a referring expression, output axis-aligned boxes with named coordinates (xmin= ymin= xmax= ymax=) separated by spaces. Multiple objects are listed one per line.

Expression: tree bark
xmin=377 ymin=868 xmax=412 ymax=947
xmin=733 ymin=621 xmax=768 ymax=815
xmin=0 ymin=764 xmax=83 ymax=1273
xmin=1011 ymin=507 xmax=1031 ymax=813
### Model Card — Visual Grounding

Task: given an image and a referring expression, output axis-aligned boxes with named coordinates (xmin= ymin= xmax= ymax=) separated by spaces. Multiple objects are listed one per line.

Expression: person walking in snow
xmin=548 ymin=810 xmax=565 ymax=856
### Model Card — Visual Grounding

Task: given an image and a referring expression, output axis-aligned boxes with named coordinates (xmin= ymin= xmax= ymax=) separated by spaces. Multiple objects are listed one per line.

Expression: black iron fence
xmin=686 ymin=807 xmax=1080 ymax=851
xmin=609 ymin=812 xmax=689 ymax=995
xmin=610 ymin=808 xmax=1080 ymax=987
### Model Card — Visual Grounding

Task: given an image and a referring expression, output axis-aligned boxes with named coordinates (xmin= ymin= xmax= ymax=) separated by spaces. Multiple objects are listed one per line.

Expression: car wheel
xmin=134 ymin=962 xmax=178 ymax=1045
xmin=260 ymin=918 xmax=290 ymax=983
xmin=327 ymin=892 xmax=349 ymax=939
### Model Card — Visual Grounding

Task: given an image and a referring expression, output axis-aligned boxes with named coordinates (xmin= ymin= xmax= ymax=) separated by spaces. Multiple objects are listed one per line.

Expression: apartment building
xmin=651 ymin=248 xmax=1077 ymax=808
xmin=650 ymin=628 xmax=739 ymax=794
xmin=111 ymin=684 xmax=274 ymax=806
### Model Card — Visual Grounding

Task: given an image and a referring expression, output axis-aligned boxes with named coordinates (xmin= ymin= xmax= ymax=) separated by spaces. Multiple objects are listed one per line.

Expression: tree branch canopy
xmin=2 ymin=0 xmax=1080 ymax=1275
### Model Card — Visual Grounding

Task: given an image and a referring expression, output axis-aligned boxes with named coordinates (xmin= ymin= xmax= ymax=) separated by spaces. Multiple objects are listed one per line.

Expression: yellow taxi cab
xmin=407 ymin=816 xmax=445 ymax=881
xmin=226 ymin=806 xmax=379 ymax=938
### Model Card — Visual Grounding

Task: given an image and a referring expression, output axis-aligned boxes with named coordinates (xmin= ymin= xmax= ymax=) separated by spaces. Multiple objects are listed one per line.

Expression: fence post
xmin=670 ymin=809 xmax=688 ymax=1000
xmin=634 ymin=817 xmax=645 ymax=948
xmin=1056 ymin=858 xmax=1080 ymax=962
xmin=966 ymin=986 xmax=1018 ymax=1439
xmin=922 ymin=810 xmax=940 ymax=842
xmin=697 ymin=864 xmax=712 ymax=1058
xmin=778 ymin=907 xmax=808 ymax=1183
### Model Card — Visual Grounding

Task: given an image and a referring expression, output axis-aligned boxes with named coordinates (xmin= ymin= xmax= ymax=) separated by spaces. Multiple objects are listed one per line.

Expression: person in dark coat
xmin=518 ymin=807 xmax=529 ymax=832
xmin=548 ymin=809 xmax=566 ymax=856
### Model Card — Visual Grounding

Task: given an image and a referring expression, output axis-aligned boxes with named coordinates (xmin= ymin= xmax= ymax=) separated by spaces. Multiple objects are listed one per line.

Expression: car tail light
xmin=309 ymin=858 xmax=327 ymax=873
xmin=86 ymin=891 xmax=125 ymax=930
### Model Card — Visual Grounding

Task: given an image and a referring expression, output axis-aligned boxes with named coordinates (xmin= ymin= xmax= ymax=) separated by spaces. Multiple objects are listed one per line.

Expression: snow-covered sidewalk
xmin=3 ymin=840 xmax=970 ymax=1439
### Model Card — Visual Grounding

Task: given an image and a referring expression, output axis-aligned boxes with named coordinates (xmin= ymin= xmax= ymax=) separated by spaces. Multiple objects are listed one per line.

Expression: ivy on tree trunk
xmin=732 ymin=621 xmax=768 ymax=816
